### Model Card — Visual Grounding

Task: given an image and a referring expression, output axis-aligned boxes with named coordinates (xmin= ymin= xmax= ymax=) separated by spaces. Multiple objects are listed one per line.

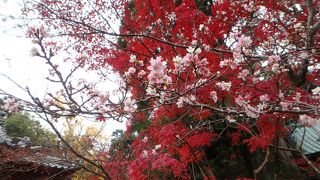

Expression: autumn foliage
xmin=2 ymin=0 xmax=320 ymax=179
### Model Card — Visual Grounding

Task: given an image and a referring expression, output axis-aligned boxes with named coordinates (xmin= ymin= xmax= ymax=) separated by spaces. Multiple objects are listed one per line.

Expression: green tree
xmin=4 ymin=113 xmax=57 ymax=145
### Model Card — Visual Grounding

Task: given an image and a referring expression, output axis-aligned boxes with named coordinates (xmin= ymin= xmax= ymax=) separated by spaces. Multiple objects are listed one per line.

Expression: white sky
xmin=0 ymin=0 xmax=125 ymax=139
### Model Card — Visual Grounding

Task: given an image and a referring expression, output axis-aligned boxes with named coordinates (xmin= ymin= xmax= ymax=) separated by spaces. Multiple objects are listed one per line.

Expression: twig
xmin=254 ymin=147 xmax=271 ymax=179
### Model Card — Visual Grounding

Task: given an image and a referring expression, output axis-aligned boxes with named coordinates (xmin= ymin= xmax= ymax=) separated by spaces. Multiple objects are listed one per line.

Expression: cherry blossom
xmin=210 ymin=91 xmax=218 ymax=103
xmin=124 ymin=97 xmax=137 ymax=113
xmin=216 ymin=81 xmax=232 ymax=91
xmin=238 ymin=69 xmax=249 ymax=80
xmin=3 ymin=98 xmax=19 ymax=114
xmin=312 ymin=87 xmax=320 ymax=96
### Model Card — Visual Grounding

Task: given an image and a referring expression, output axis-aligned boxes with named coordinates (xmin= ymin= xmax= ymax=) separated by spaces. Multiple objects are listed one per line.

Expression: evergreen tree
xmin=4 ymin=113 xmax=57 ymax=145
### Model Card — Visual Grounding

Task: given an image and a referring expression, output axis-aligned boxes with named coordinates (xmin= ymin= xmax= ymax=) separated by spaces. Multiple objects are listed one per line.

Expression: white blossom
xmin=199 ymin=24 xmax=204 ymax=31
xmin=167 ymin=12 xmax=176 ymax=21
xmin=81 ymin=52 xmax=89 ymax=59
xmin=299 ymin=52 xmax=309 ymax=59
xmin=271 ymin=63 xmax=280 ymax=73
xmin=129 ymin=54 xmax=137 ymax=62
xmin=226 ymin=116 xmax=236 ymax=123
xmin=312 ymin=87 xmax=320 ymax=96
xmin=176 ymin=97 xmax=185 ymax=108
xmin=173 ymin=55 xmax=185 ymax=73
xmin=155 ymin=144 xmax=161 ymax=150
xmin=294 ymin=93 xmax=301 ymax=101
xmin=294 ymin=22 xmax=302 ymax=30
xmin=146 ymin=87 xmax=156 ymax=96
xmin=186 ymin=46 xmax=201 ymax=54
xmin=143 ymin=136 xmax=148 ymax=142
xmin=142 ymin=150 xmax=148 ymax=158
xmin=257 ymin=103 xmax=267 ymax=111
xmin=138 ymin=60 xmax=144 ymax=66
xmin=216 ymin=81 xmax=232 ymax=91
xmin=188 ymin=95 xmax=196 ymax=102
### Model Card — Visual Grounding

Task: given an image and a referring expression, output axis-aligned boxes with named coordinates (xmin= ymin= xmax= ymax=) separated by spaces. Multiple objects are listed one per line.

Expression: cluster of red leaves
xmin=243 ymin=114 xmax=287 ymax=152
xmin=124 ymin=121 xmax=218 ymax=178
xmin=294 ymin=157 xmax=320 ymax=177
xmin=128 ymin=152 xmax=187 ymax=179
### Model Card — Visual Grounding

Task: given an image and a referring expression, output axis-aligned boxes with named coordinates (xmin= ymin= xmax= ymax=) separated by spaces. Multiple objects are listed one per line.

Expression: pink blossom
xmin=219 ymin=60 xmax=229 ymax=67
xmin=182 ymin=53 xmax=198 ymax=67
xmin=233 ymin=35 xmax=252 ymax=52
xmin=210 ymin=91 xmax=218 ymax=103
xmin=138 ymin=70 xmax=146 ymax=78
xmin=293 ymin=93 xmax=301 ymax=101
xmin=3 ymin=98 xmax=19 ymax=113
xmin=152 ymin=149 xmax=157 ymax=155
xmin=235 ymin=96 xmax=246 ymax=107
xmin=245 ymin=106 xmax=259 ymax=118
xmin=280 ymin=101 xmax=290 ymax=111
xmin=147 ymin=56 xmax=171 ymax=85
xmin=299 ymin=114 xmax=318 ymax=126
xmin=44 ymin=99 xmax=54 ymax=108
xmin=238 ymin=69 xmax=249 ymax=80
xmin=229 ymin=61 xmax=238 ymax=70
xmin=147 ymin=57 xmax=166 ymax=74
xmin=142 ymin=136 xmax=148 ymax=142
xmin=259 ymin=94 xmax=269 ymax=102
xmin=220 ymin=59 xmax=237 ymax=70
xmin=279 ymin=92 xmax=284 ymax=99
xmin=124 ymin=97 xmax=137 ymax=113
xmin=142 ymin=150 xmax=148 ymax=158
xmin=128 ymin=67 xmax=136 ymax=74
xmin=268 ymin=55 xmax=281 ymax=63
xmin=232 ymin=35 xmax=252 ymax=61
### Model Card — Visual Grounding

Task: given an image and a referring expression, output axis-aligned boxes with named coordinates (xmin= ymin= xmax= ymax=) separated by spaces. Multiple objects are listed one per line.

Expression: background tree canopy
xmin=4 ymin=113 xmax=57 ymax=145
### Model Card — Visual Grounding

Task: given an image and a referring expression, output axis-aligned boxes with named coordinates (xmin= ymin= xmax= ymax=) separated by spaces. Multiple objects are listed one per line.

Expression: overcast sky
xmin=0 ymin=1 xmax=49 ymax=98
